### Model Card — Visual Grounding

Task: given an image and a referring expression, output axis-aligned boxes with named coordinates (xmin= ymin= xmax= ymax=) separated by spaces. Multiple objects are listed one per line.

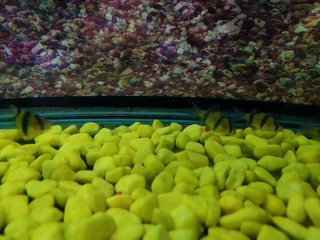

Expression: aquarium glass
xmin=0 ymin=0 xmax=319 ymax=105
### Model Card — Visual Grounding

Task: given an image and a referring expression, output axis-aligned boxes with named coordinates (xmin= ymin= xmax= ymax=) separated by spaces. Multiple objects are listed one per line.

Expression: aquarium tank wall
xmin=0 ymin=0 xmax=320 ymax=240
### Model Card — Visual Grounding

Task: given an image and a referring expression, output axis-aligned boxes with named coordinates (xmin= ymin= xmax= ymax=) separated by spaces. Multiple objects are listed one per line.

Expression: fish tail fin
xmin=233 ymin=107 xmax=245 ymax=122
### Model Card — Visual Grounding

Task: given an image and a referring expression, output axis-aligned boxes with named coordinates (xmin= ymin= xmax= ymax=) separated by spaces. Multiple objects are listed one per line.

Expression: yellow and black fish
xmin=193 ymin=103 xmax=235 ymax=135
xmin=12 ymin=105 xmax=51 ymax=140
xmin=234 ymin=108 xmax=282 ymax=132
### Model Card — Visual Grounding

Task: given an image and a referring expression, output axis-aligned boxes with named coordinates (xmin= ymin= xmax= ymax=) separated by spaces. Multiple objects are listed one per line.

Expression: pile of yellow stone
xmin=0 ymin=120 xmax=319 ymax=240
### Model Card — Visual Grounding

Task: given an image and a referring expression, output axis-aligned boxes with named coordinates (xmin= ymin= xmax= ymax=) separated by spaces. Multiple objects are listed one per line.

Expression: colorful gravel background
xmin=0 ymin=0 xmax=320 ymax=105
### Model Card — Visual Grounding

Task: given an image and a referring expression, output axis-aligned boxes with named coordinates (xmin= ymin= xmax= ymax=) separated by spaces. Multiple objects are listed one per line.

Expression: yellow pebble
xmin=4 ymin=216 xmax=36 ymax=240
xmin=157 ymin=148 xmax=176 ymax=165
xmin=208 ymin=227 xmax=250 ymax=240
xmin=199 ymin=166 xmax=216 ymax=187
xmin=65 ymin=152 xmax=87 ymax=172
xmin=204 ymin=139 xmax=226 ymax=159
xmin=186 ymin=150 xmax=209 ymax=168
xmin=131 ymin=163 xmax=155 ymax=181
xmin=225 ymin=166 xmax=246 ymax=190
xmin=175 ymin=132 xmax=192 ymax=150
xmin=93 ymin=156 xmax=116 ymax=178
xmin=257 ymin=224 xmax=289 ymax=240
xmin=306 ymin=163 xmax=320 ymax=188
xmin=286 ymin=193 xmax=306 ymax=223
xmin=170 ymin=204 xmax=202 ymax=235
xmin=185 ymin=141 xmax=205 ymax=154
xmin=254 ymin=166 xmax=277 ymax=187
xmin=0 ymin=181 xmax=25 ymax=199
xmin=223 ymin=144 xmax=242 ymax=157
xmin=34 ymin=132 xmax=60 ymax=147
xmin=282 ymin=162 xmax=310 ymax=181
xmin=29 ymin=193 xmax=55 ymax=210
xmin=64 ymin=196 xmax=92 ymax=223
xmin=130 ymin=138 xmax=155 ymax=152
xmin=30 ymin=206 xmax=63 ymax=222
xmin=91 ymin=177 xmax=114 ymax=199
xmin=51 ymin=164 xmax=76 ymax=181
xmin=183 ymin=195 xmax=208 ymax=223
xmin=30 ymin=154 xmax=51 ymax=171
xmin=76 ymin=184 xmax=107 ymax=213
xmin=31 ymin=222 xmax=64 ymax=240
xmin=107 ymin=193 xmax=133 ymax=210
xmin=79 ymin=122 xmax=100 ymax=136
xmin=306 ymin=226 xmax=320 ymax=240
xmin=155 ymin=135 xmax=175 ymax=153
xmin=169 ymin=229 xmax=198 ymax=240
xmin=111 ymin=224 xmax=145 ymax=240
xmin=219 ymin=201 xmax=269 ymax=229
xmin=257 ymin=155 xmax=288 ymax=172
xmin=133 ymin=149 xmax=153 ymax=164
xmin=1 ymin=195 xmax=30 ymax=223
xmin=0 ymin=162 xmax=9 ymax=179
xmin=183 ymin=124 xmax=202 ymax=142
xmin=240 ymin=221 xmax=263 ymax=238
xmin=158 ymin=192 xmax=184 ymax=212
xmin=107 ymin=207 xmax=141 ymax=227
xmin=93 ymin=128 xmax=113 ymax=145
xmin=276 ymin=180 xmax=304 ymax=203
xmin=65 ymin=212 xmax=116 ymax=240
xmin=144 ymin=224 xmax=171 ymax=240
xmin=151 ymin=171 xmax=174 ymax=194
xmin=144 ymin=154 xmax=165 ymax=174
xmin=42 ymin=159 xmax=65 ymax=179
xmin=305 ymin=198 xmax=320 ymax=227
xmin=170 ymin=122 xmax=183 ymax=132
xmin=151 ymin=208 xmax=174 ymax=231
xmin=115 ymin=174 xmax=146 ymax=194
xmin=25 ymin=179 xmax=57 ymax=198
xmin=296 ymin=145 xmax=320 ymax=163
xmin=214 ymin=163 xmax=230 ymax=190
xmin=75 ymin=170 xmax=98 ymax=184
xmin=218 ymin=193 xmax=243 ymax=214
xmin=137 ymin=124 xmax=154 ymax=138
xmin=272 ymin=216 xmax=307 ymax=240
xmin=263 ymin=194 xmax=286 ymax=216
xmin=253 ymin=144 xmax=283 ymax=158
xmin=128 ymin=121 xmax=141 ymax=132
xmin=130 ymin=193 xmax=158 ymax=222
xmin=66 ymin=133 xmax=94 ymax=149
xmin=49 ymin=187 xmax=70 ymax=208
xmin=175 ymin=166 xmax=198 ymax=187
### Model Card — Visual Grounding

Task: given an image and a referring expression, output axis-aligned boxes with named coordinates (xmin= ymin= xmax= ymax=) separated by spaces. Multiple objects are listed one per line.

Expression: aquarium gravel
xmin=0 ymin=120 xmax=319 ymax=239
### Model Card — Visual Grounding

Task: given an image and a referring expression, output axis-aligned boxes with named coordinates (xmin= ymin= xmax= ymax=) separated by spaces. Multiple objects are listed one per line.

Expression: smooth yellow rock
xmin=130 ymin=138 xmax=155 ymax=152
xmin=62 ymin=124 xmax=78 ymax=134
xmin=1 ymin=195 xmax=30 ymax=223
xmin=2 ymin=166 xmax=41 ymax=183
xmin=305 ymin=198 xmax=320 ymax=227
xmin=185 ymin=141 xmax=205 ymax=154
xmin=66 ymin=133 xmax=94 ymax=149
xmin=170 ymin=204 xmax=202 ymax=235
xmin=183 ymin=124 xmax=202 ymax=141
xmin=30 ymin=153 xmax=51 ymax=171
xmin=58 ymin=180 xmax=81 ymax=196
xmin=76 ymin=184 xmax=107 ymax=213
xmin=155 ymin=135 xmax=175 ymax=153
xmin=183 ymin=195 xmax=208 ymax=223
xmin=133 ymin=149 xmax=153 ymax=165
xmin=254 ymin=166 xmax=277 ymax=187
xmin=35 ymin=132 xmax=60 ymax=147
xmin=29 ymin=193 xmax=55 ymax=210
xmin=157 ymin=192 xmax=184 ymax=212
xmin=79 ymin=122 xmax=100 ymax=136
xmin=4 ymin=216 xmax=36 ymax=240
xmin=306 ymin=163 xmax=320 ymax=187
xmin=170 ymin=122 xmax=183 ymax=132
xmin=118 ymin=144 xmax=136 ymax=157
xmin=107 ymin=193 xmax=133 ymax=210
xmin=223 ymin=144 xmax=242 ymax=157
xmin=219 ymin=202 xmax=269 ymax=229
xmin=91 ymin=177 xmax=114 ymax=198
xmin=208 ymin=227 xmax=250 ymax=240
xmin=282 ymin=162 xmax=310 ymax=181
xmin=205 ymin=197 xmax=221 ymax=227
xmin=64 ymin=196 xmax=92 ymax=223
xmin=0 ymin=162 xmax=9 ymax=179
xmin=257 ymin=224 xmax=289 ymax=240
xmin=263 ymin=194 xmax=286 ymax=216
xmin=131 ymin=187 xmax=151 ymax=200
xmin=112 ymin=125 xmax=130 ymax=135
xmin=51 ymin=164 xmax=76 ymax=181
xmin=225 ymin=166 xmax=246 ymax=190
xmin=31 ymin=222 xmax=64 ymax=240
xmin=30 ymin=206 xmax=63 ymax=222
xmin=94 ymin=128 xmax=113 ymax=144
xmin=65 ymin=152 xmax=87 ymax=172
xmin=219 ymin=193 xmax=243 ymax=215
xmin=8 ymin=155 xmax=35 ymax=164
xmin=107 ymin=207 xmax=141 ymax=227
xmin=213 ymin=153 xmax=237 ymax=164
xmin=151 ymin=208 xmax=174 ymax=231
xmin=257 ymin=155 xmax=288 ymax=172
xmin=204 ymin=139 xmax=226 ymax=159
xmin=151 ymin=171 xmax=174 ymax=194
xmin=296 ymin=145 xmax=320 ymax=163
xmin=93 ymin=156 xmax=116 ymax=178
xmin=26 ymin=179 xmax=57 ymax=198
xmin=144 ymin=154 xmax=165 ymax=174
xmin=214 ymin=163 xmax=230 ymax=190
xmin=241 ymin=185 xmax=267 ymax=206
xmin=172 ymin=182 xmax=196 ymax=195
xmin=169 ymin=229 xmax=198 ymax=240
xmin=115 ymin=174 xmax=146 ymax=194
xmin=49 ymin=187 xmax=70 ymax=208
xmin=286 ymin=193 xmax=306 ymax=223
xmin=240 ymin=221 xmax=263 ymax=238
xmin=306 ymin=226 xmax=320 ymax=240
xmin=114 ymin=154 xmax=133 ymax=167
xmin=137 ymin=124 xmax=154 ymax=138
xmin=157 ymin=148 xmax=176 ymax=165
xmin=175 ymin=166 xmax=198 ymax=187
xmin=111 ymin=224 xmax=145 ymax=240
xmin=199 ymin=166 xmax=216 ymax=187
xmin=131 ymin=163 xmax=155 ymax=181
xmin=130 ymin=193 xmax=158 ymax=222
xmin=186 ymin=150 xmax=209 ymax=168
xmin=42 ymin=159 xmax=65 ymax=179
xmin=0 ymin=181 xmax=25 ymax=199
xmin=276 ymin=180 xmax=304 ymax=203
xmin=254 ymin=144 xmax=283 ymax=158
xmin=143 ymin=224 xmax=170 ymax=240
xmin=175 ymin=132 xmax=192 ymax=150
xmin=75 ymin=170 xmax=98 ymax=184
xmin=65 ymin=212 xmax=116 ymax=240
xmin=273 ymin=216 xmax=307 ymax=240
